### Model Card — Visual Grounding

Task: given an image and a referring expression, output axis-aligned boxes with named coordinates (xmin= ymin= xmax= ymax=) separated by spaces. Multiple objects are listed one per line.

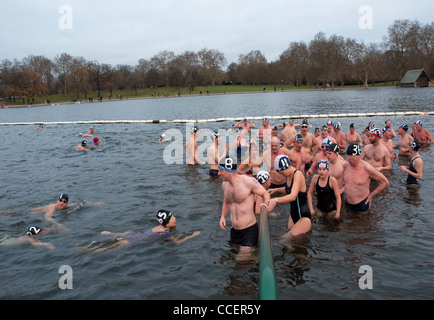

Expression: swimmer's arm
xmin=401 ymin=159 xmax=423 ymax=180
xmin=307 ymin=175 xmax=317 ymax=215
xmin=27 ymin=237 xmax=54 ymax=250
xmin=219 ymin=200 xmax=230 ymax=231
xmin=366 ymin=164 xmax=389 ymax=204
xmin=101 ymin=231 xmax=128 ymax=237
xmin=170 ymin=231 xmax=201 ymax=245
xmin=331 ymin=177 xmax=342 ymax=219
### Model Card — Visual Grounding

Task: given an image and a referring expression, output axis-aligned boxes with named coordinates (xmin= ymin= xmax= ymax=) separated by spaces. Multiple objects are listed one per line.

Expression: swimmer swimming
xmin=0 ymin=226 xmax=54 ymax=250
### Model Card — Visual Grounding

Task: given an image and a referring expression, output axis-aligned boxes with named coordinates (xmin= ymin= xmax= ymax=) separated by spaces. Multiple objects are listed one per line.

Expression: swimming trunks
xmin=345 ymin=197 xmax=369 ymax=212
xmin=315 ymin=176 xmax=337 ymax=213
xmin=230 ymin=223 xmax=259 ymax=247
xmin=285 ymin=170 xmax=312 ymax=223
xmin=124 ymin=229 xmax=172 ymax=244
xmin=407 ymin=156 xmax=421 ymax=185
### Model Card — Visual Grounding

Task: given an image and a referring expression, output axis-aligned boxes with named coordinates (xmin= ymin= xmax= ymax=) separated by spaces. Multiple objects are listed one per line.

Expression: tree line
xmin=1 ymin=19 xmax=432 ymax=104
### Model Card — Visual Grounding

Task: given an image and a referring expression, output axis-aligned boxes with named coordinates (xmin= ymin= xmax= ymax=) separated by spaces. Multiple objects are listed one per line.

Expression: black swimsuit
xmin=285 ymin=170 xmax=312 ymax=223
xmin=315 ymin=176 xmax=337 ymax=213
xmin=407 ymin=156 xmax=421 ymax=185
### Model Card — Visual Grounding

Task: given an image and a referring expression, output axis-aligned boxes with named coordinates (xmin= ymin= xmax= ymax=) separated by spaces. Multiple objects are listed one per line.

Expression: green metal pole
xmin=259 ymin=206 xmax=278 ymax=300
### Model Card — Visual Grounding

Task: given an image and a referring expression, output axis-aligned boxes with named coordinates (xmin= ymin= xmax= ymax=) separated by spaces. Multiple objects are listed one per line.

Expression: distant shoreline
xmin=0 ymin=85 xmax=399 ymax=109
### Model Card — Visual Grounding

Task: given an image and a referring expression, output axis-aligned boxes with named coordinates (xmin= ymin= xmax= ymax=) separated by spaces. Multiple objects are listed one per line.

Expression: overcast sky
xmin=0 ymin=0 xmax=432 ymax=66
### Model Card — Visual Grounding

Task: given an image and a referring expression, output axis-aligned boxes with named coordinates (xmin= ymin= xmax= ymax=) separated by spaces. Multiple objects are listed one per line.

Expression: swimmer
xmin=76 ymin=140 xmax=89 ymax=151
xmin=394 ymin=124 xmax=413 ymax=156
xmin=326 ymin=143 xmax=345 ymax=194
xmin=345 ymin=123 xmax=362 ymax=145
xmin=361 ymin=128 xmax=392 ymax=172
xmin=29 ymin=193 xmax=70 ymax=226
xmin=208 ymin=131 xmax=229 ymax=176
xmin=287 ymin=134 xmax=306 ymax=174
xmin=343 ymin=144 xmax=389 ymax=212
xmin=333 ymin=122 xmax=347 ymax=151
xmin=306 ymin=138 xmax=332 ymax=178
xmin=315 ymin=125 xmax=336 ymax=146
xmin=0 ymin=226 xmax=54 ymax=250
xmin=258 ymin=117 xmax=273 ymax=143
xmin=280 ymin=120 xmax=297 ymax=144
xmin=400 ymin=140 xmax=423 ymax=185
xmin=381 ymin=127 xmax=398 ymax=161
xmin=267 ymin=155 xmax=312 ymax=238
xmin=384 ymin=120 xmax=397 ymax=138
xmin=307 ymin=160 xmax=341 ymax=220
xmin=412 ymin=121 xmax=433 ymax=145
xmin=218 ymin=157 xmax=271 ymax=261
xmin=38 ymin=124 xmax=45 ymax=130
xmin=263 ymin=136 xmax=295 ymax=190
xmin=184 ymin=126 xmax=205 ymax=166
xmin=158 ymin=133 xmax=166 ymax=142
xmin=82 ymin=127 xmax=94 ymax=137
xmin=237 ymin=139 xmax=263 ymax=176
xmin=254 ymin=171 xmax=276 ymax=215
xmin=97 ymin=210 xmax=201 ymax=252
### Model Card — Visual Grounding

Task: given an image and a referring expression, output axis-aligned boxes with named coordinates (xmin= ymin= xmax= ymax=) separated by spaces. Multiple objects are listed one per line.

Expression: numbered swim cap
xmin=369 ymin=128 xmax=381 ymax=139
xmin=274 ymin=155 xmax=291 ymax=172
xmin=327 ymin=143 xmax=340 ymax=154
xmin=27 ymin=226 xmax=43 ymax=236
xmin=409 ymin=140 xmax=421 ymax=151
xmin=211 ymin=131 xmax=220 ymax=140
xmin=347 ymin=144 xmax=362 ymax=156
xmin=321 ymin=138 xmax=331 ymax=146
xmin=218 ymin=157 xmax=238 ymax=172
xmin=294 ymin=134 xmax=303 ymax=142
xmin=333 ymin=122 xmax=341 ymax=130
xmin=157 ymin=209 xmax=173 ymax=226
xmin=317 ymin=160 xmax=330 ymax=170
xmin=256 ymin=171 xmax=270 ymax=185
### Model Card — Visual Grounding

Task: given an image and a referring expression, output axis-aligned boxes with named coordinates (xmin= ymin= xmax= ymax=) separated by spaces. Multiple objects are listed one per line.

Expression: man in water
xmin=184 ymin=126 xmax=205 ymax=166
xmin=412 ymin=120 xmax=433 ymax=145
xmin=218 ymin=157 xmax=270 ymax=260
xmin=29 ymin=193 xmax=70 ymax=226
xmin=333 ymin=122 xmax=347 ymax=151
xmin=345 ymin=123 xmax=362 ymax=145
xmin=207 ymin=131 xmax=229 ymax=176
xmin=263 ymin=136 xmax=295 ymax=189
xmin=76 ymin=140 xmax=89 ymax=151
xmin=394 ymin=123 xmax=413 ymax=156
xmin=361 ymin=128 xmax=392 ymax=172
xmin=343 ymin=144 xmax=389 ymax=212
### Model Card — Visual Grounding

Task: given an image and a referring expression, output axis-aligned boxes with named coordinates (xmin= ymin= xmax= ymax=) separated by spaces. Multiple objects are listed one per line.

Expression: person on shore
xmin=0 ymin=226 xmax=54 ymax=250
xmin=394 ymin=124 xmax=413 ymax=156
xmin=208 ymin=131 xmax=229 ymax=176
xmin=400 ymin=140 xmax=423 ymax=185
xmin=307 ymin=160 xmax=341 ymax=220
xmin=96 ymin=210 xmax=200 ymax=252
xmin=29 ymin=193 xmax=70 ymax=226
xmin=218 ymin=157 xmax=271 ymax=260
xmin=184 ymin=126 xmax=205 ymax=166
xmin=267 ymin=155 xmax=312 ymax=238
xmin=345 ymin=123 xmax=362 ymax=145
xmin=343 ymin=144 xmax=389 ymax=212
xmin=76 ymin=140 xmax=89 ymax=151
xmin=361 ymin=128 xmax=392 ymax=172
xmin=411 ymin=121 xmax=433 ymax=145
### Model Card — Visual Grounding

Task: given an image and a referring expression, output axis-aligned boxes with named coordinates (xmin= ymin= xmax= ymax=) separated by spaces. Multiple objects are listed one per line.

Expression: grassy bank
xmin=1 ymin=82 xmax=398 ymax=107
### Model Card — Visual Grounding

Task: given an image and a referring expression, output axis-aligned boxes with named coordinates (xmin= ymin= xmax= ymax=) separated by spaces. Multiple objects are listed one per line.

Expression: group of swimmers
xmin=184 ymin=117 xmax=431 ymax=259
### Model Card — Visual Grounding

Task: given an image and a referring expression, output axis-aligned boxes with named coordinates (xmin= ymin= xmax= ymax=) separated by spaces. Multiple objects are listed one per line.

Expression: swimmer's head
xmin=256 ymin=171 xmax=270 ymax=185
xmin=274 ymin=155 xmax=290 ymax=172
xmin=157 ymin=209 xmax=173 ymax=226
xmin=262 ymin=117 xmax=269 ymax=123
xmin=369 ymin=128 xmax=381 ymax=139
xmin=27 ymin=226 xmax=43 ymax=236
xmin=333 ymin=122 xmax=341 ymax=130
xmin=294 ymin=134 xmax=303 ymax=142
xmin=218 ymin=157 xmax=238 ymax=173
xmin=414 ymin=120 xmax=423 ymax=127
xmin=81 ymin=140 xmax=87 ymax=147
xmin=327 ymin=120 xmax=333 ymax=126
xmin=211 ymin=131 xmax=220 ymax=141
xmin=369 ymin=120 xmax=375 ymax=127
xmin=400 ymin=123 xmax=409 ymax=131
xmin=409 ymin=140 xmax=421 ymax=151
xmin=93 ymin=137 xmax=99 ymax=144
xmin=191 ymin=126 xmax=199 ymax=134
xmin=347 ymin=144 xmax=362 ymax=156
xmin=321 ymin=138 xmax=331 ymax=146
xmin=327 ymin=143 xmax=340 ymax=154
xmin=317 ymin=160 xmax=330 ymax=171
xmin=58 ymin=193 xmax=69 ymax=203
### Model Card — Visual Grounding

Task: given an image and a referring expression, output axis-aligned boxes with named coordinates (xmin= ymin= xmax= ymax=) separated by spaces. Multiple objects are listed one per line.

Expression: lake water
xmin=0 ymin=87 xmax=433 ymax=300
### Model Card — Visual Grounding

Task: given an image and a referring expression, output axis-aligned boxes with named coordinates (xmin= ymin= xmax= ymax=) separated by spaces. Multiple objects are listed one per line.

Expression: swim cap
xmin=317 ymin=160 xmax=329 ymax=170
xmin=327 ymin=143 xmax=340 ymax=154
xmin=256 ymin=171 xmax=270 ymax=184
xmin=93 ymin=137 xmax=99 ymax=143
xmin=157 ymin=210 xmax=173 ymax=226
xmin=191 ymin=126 xmax=199 ymax=134
xmin=347 ymin=144 xmax=362 ymax=156
xmin=327 ymin=120 xmax=333 ymax=126
xmin=211 ymin=131 xmax=220 ymax=140
xmin=400 ymin=123 xmax=409 ymax=131
xmin=160 ymin=133 xmax=166 ymax=138
xmin=333 ymin=122 xmax=341 ymax=130
xmin=314 ymin=127 xmax=320 ymax=132
xmin=294 ymin=134 xmax=303 ymax=142
xmin=262 ymin=117 xmax=269 ymax=123
xmin=369 ymin=121 xmax=375 ymax=127
xmin=27 ymin=226 xmax=43 ymax=236
xmin=218 ymin=157 xmax=238 ymax=172
xmin=274 ymin=155 xmax=290 ymax=172
xmin=349 ymin=123 xmax=355 ymax=128
xmin=81 ymin=140 xmax=87 ymax=147
xmin=369 ymin=128 xmax=381 ymax=139
xmin=59 ymin=193 xmax=69 ymax=202
xmin=409 ymin=140 xmax=421 ymax=151
xmin=321 ymin=138 xmax=331 ymax=146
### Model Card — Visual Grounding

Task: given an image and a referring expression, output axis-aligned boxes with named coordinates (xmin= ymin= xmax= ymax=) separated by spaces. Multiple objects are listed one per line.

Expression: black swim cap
xmin=27 ymin=226 xmax=43 ymax=236
xmin=218 ymin=157 xmax=238 ymax=172
xmin=59 ymin=193 xmax=69 ymax=201
xmin=347 ymin=144 xmax=362 ymax=156
xmin=157 ymin=209 xmax=173 ymax=226
xmin=409 ymin=140 xmax=421 ymax=151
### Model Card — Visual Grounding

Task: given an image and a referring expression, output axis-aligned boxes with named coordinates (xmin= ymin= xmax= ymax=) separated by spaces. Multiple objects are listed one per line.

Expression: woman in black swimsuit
xmin=307 ymin=160 xmax=342 ymax=219
xmin=268 ymin=155 xmax=312 ymax=238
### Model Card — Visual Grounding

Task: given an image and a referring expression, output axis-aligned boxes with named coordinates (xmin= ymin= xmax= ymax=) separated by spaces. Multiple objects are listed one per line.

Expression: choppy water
xmin=0 ymin=87 xmax=433 ymax=300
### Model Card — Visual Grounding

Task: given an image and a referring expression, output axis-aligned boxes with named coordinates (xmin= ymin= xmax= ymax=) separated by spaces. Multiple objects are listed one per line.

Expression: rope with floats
xmin=0 ymin=111 xmax=432 ymax=126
